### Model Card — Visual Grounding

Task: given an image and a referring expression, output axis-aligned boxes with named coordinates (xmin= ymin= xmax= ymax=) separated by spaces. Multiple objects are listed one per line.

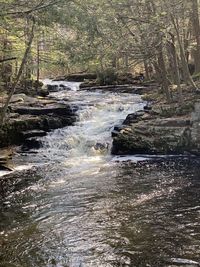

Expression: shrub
xmin=97 ymin=68 xmax=118 ymax=85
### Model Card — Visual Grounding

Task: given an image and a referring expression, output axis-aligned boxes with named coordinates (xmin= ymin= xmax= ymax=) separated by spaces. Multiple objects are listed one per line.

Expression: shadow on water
xmin=104 ymin=158 xmax=200 ymax=267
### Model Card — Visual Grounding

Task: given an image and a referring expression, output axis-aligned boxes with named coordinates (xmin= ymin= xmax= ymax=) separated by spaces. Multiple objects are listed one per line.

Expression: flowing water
xmin=0 ymin=82 xmax=200 ymax=267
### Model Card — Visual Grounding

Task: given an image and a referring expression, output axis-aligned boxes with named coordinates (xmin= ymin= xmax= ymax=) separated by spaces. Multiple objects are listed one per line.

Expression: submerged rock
xmin=22 ymin=130 xmax=47 ymax=139
xmin=22 ymin=138 xmax=42 ymax=150
xmin=94 ymin=142 xmax=109 ymax=151
xmin=47 ymin=84 xmax=59 ymax=92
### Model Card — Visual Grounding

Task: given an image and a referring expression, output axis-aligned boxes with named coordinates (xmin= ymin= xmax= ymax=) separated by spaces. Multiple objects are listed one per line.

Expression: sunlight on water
xmin=1 ymin=81 xmax=200 ymax=267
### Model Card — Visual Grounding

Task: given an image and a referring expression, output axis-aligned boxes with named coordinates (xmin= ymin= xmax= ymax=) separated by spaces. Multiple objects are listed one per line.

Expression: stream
xmin=0 ymin=81 xmax=200 ymax=267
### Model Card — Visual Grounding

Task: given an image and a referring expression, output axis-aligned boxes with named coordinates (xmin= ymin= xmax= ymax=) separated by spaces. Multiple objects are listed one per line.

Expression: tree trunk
xmin=157 ymin=42 xmax=172 ymax=103
xmin=167 ymin=34 xmax=183 ymax=103
xmin=124 ymin=53 xmax=128 ymax=72
xmin=171 ymin=14 xmax=198 ymax=90
xmin=24 ymin=17 xmax=33 ymax=89
xmin=0 ymin=18 xmax=35 ymax=126
xmin=36 ymin=39 xmax=40 ymax=91
xmin=144 ymin=60 xmax=150 ymax=80
xmin=191 ymin=0 xmax=200 ymax=73
xmin=166 ymin=43 xmax=176 ymax=83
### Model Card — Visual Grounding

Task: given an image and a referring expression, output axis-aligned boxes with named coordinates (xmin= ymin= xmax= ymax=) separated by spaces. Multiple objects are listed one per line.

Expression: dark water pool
xmin=0 ymin=158 xmax=200 ymax=267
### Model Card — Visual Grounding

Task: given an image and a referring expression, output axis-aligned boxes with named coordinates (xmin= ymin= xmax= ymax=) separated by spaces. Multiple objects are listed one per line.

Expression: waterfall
xmin=16 ymin=80 xmax=144 ymax=170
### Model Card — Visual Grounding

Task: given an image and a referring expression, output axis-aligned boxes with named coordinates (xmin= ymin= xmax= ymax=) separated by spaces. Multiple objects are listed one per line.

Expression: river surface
xmin=0 ymin=82 xmax=200 ymax=267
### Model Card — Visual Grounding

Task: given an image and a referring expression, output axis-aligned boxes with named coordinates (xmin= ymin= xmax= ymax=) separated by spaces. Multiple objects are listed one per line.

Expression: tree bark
xmin=191 ymin=0 xmax=200 ymax=73
xmin=144 ymin=60 xmax=150 ymax=80
xmin=171 ymin=14 xmax=198 ymax=91
xmin=36 ymin=39 xmax=40 ymax=88
xmin=157 ymin=41 xmax=172 ymax=103
xmin=167 ymin=34 xmax=183 ymax=103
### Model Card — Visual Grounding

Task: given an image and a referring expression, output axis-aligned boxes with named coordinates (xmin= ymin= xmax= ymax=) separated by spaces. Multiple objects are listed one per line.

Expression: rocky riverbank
xmin=111 ymin=89 xmax=200 ymax=155
xmin=0 ymin=93 xmax=78 ymax=170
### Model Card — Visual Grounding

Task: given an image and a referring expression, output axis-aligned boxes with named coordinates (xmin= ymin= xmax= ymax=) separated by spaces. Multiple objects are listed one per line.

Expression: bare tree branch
xmin=0 ymin=18 xmax=36 ymax=125
xmin=2 ymin=0 xmax=64 ymax=17
xmin=0 ymin=57 xmax=17 ymax=63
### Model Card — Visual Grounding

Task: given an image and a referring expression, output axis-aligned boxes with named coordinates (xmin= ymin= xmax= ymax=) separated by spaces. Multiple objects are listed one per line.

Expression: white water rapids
xmin=14 ymin=80 xmax=145 ymax=171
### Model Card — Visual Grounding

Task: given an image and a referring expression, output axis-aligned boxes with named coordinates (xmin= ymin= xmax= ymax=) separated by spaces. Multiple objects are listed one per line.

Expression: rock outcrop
xmin=112 ymin=104 xmax=200 ymax=155
xmin=0 ymin=94 xmax=78 ymax=148
xmin=53 ymin=73 xmax=97 ymax=82
xmin=0 ymin=149 xmax=13 ymax=171
xmin=80 ymin=84 xmax=150 ymax=94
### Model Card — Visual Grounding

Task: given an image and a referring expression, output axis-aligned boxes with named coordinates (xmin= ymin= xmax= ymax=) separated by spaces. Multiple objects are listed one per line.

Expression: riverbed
xmin=0 ymin=82 xmax=200 ymax=267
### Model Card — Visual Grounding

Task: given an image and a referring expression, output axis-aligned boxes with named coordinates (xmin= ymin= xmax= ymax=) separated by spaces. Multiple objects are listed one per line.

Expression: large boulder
xmin=0 ymin=99 xmax=78 ymax=148
xmin=112 ymin=110 xmax=193 ymax=155
xmin=0 ymin=114 xmax=77 ymax=148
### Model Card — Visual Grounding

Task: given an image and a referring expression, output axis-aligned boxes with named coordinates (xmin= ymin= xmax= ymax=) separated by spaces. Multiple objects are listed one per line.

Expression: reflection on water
xmin=0 ymin=159 xmax=200 ymax=267
xmin=0 ymin=84 xmax=200 ymax=267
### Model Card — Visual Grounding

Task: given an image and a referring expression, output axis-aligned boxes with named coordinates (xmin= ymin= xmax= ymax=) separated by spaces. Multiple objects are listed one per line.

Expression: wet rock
xmin=80 ymin=81 xmax=99 ymax=88
xmin=21 ymin=130 xmax=46 ymax=139
xmin=59 ymin=84 xmax=71 ymax=90
xmin=47 ymin=84 xmax=59 ymax=92
xmin=0 ymin=97 xmax=78 ymax=148
xmin=12 ymin=104 xmax=75 ymax=116
xmin=0 ymin=149 xmax=13 ymax=171
xmin=53 ymin=73 xmax=97 ymax=82
xmin=111 ymin=97 xmax=200 ymax=155
xmin=22 ymin=138 xmax=42 ymax=150
xmin=113 ymin=125 xmax=127 ymax=132
xmin=66 ymin=73 xmax=97 ymax=82
xmin=112 ymin=130 xmax=120 ymax=138
xmin=112 ymin=113 xmax=194 ymax=155
xmin=94 ymin=142 xmax=109 ymax=151
xmin=0 ymin=111 xmax=77 ymax=148
xmin=143 ymin=105 xmax=152 ymax=111
xmin=80 ymin=84 xmax=149 ymax=94
xmin=38 ymin=89 xmax=49 ymax=97
xmin=123 ymin=111 xmax=146 ymax=125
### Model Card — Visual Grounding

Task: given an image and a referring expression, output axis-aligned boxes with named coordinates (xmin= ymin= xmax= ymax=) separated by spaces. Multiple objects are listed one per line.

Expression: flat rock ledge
xmin=80 ymin=84 xmax=151 ymax=94
xmin=0 ymin=94 xmax=78 ymax=148
xmin=112 ymin=102 xmax=200 ymax=155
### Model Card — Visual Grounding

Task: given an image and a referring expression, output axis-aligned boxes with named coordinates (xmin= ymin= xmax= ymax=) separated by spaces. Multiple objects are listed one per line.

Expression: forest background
xmin=1 ymin=0 xmax=200 ymax=109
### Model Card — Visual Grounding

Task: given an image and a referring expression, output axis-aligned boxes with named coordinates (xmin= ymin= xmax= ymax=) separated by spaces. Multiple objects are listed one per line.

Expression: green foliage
xmin=0 ymin=0 xmax=199 ymax=97
xmin=97 ymin=68 xmax=118 ymax=85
